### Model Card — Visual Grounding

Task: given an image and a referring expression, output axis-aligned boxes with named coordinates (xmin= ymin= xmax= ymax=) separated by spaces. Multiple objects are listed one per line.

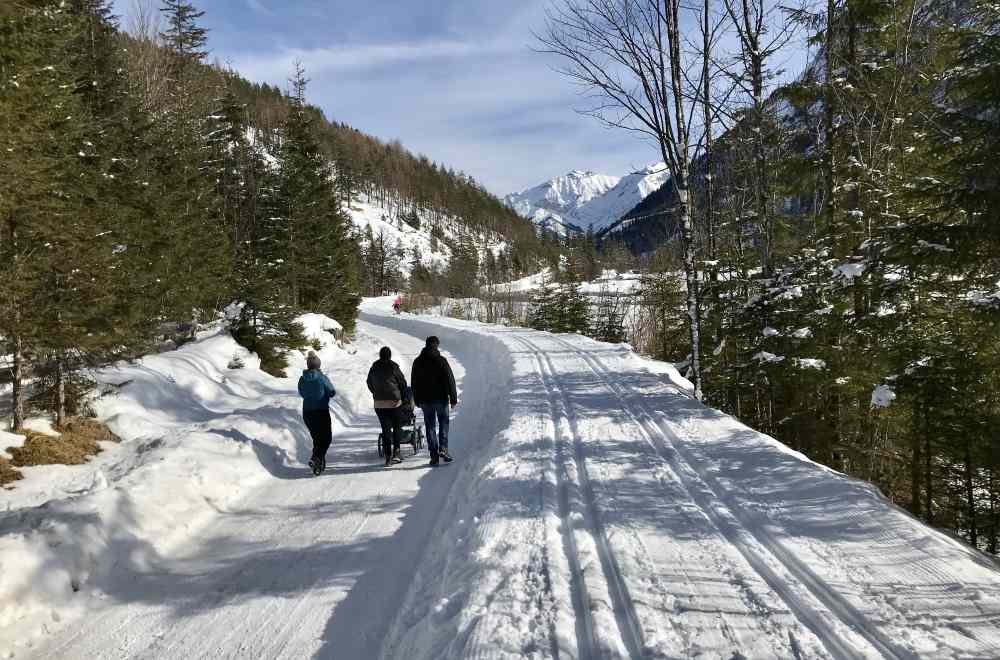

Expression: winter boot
xmin=440 ymin=448 xmax=453 ymax=463
xmin=391 ymin=448 xmax=403 ymax=464
xmin=428 ymin=455 xmax=439 ymax=466
xmin=309 ymin=457 xmax=322 ymax=476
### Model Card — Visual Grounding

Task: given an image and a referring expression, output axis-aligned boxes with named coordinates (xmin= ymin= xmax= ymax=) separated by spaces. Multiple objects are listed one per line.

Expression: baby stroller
xmin=377 ymin=399 xmax=425 ymax=457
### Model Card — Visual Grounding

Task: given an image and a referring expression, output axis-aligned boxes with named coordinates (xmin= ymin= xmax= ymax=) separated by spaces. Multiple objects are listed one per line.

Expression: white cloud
xmin=245 ymin=0 xmax=273 ymax=15
xmin=233 ymin=39 xmax=517 ymax=80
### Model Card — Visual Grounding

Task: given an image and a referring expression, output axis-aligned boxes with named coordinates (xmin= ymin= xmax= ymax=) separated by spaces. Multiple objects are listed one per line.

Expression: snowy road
xmin=25 ymin=322 xmax=467 ymax=660
xmin=13 ymin=304 xmax=1000 ymax=659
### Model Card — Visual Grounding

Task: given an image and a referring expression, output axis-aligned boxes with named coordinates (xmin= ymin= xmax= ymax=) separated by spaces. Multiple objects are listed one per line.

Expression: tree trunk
xmin=965 ymin=439 xmax=977 ymax=548
xmin=677 ymin=185 xmax=704 ymax=400
xmin=55 ymin=354 xmax=66 ymax=428
xmin=11 ymin=333 xmax=26 ymax=431
xmin=751 ymin=56 xmax=771 ymax=278
xmin=910 ymin=401 xmax=923 ymax=516
xmin=702 ymin=0 xmax=717 ymax=277
xmin=924 ymin=431 xmax=933 ymax=524
xmin=988 ymin=467 xmax=997 ymax=554
xmin=823 ymin=0 xmax=836 ymax=233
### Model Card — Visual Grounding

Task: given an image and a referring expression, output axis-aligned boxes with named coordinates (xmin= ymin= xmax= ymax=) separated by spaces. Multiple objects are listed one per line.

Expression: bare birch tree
xmin=540 ymin=0 xmax=706 ymax=398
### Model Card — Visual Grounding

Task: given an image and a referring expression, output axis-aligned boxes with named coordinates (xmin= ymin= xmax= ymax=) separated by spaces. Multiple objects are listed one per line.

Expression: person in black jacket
xmin=410 ymin=336 xmax=458 ymax=465
xmin=367 ymin=346 xmax=410 ymax=466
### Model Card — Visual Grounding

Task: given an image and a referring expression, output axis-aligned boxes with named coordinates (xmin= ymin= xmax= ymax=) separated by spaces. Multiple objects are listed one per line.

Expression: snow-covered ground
xmin=491 ymin=268 xmax=644 ymax=296
xmin=2 ymin=300 xmax=999 ymax=659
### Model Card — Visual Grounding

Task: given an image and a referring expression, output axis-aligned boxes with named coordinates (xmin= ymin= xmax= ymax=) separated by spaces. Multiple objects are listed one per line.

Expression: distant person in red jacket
xmin=392 ymin=295 xmax=402 ymax=314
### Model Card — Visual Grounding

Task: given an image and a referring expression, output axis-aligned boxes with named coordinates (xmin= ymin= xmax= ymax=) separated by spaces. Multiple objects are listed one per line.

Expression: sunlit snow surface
xmin=2 ymin=300 xmax=999 ymax=659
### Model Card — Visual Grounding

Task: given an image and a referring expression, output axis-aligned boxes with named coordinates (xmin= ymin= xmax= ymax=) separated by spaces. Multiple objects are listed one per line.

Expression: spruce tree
xmin=215 ymin=87 xmax=305 ymax=374
xmin=159 ymin=0 xmax=208 ymax=77
xmin=0 ymin=2 xmax=125 ymax=426
xmin=270 ymin=63 xmax=360 ymax=330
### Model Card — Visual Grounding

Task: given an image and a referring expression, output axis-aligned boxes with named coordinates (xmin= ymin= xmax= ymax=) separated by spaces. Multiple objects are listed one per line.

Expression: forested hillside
xmin=535 ymin=0 xmax=1000 ymax=553
xmin=0 ymin=0 xmax=552 ymax=434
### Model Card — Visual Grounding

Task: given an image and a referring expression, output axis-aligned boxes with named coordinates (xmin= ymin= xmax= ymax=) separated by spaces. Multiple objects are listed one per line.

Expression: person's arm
xmin=366 ymin=367 xmax=375 ymax=394
xmin=445 ymin=359 xmax=458 ymax=406
xmin=297 ymin=376 xmax=307 ymax=399
xmin=409 ymin=361 xmax=421 ymax=405
xmin=323 ymin=374 xmax=336 ymax=398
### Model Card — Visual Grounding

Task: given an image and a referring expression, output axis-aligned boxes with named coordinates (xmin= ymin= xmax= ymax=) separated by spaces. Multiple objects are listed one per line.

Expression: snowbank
xmin=0 ymin=315 xmax=372 ymax=655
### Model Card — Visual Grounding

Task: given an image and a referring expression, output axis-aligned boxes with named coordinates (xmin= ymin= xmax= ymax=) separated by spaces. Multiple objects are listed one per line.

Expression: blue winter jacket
xmin=298 ymin=369 xmax=336 ymax=411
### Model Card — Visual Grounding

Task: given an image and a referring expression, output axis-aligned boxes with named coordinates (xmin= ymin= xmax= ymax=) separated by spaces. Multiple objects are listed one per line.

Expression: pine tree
xmin=445 ymin=235 xmax=480 ymax=297
xmin=528 ymin=274 xmax=558 ymax=333
xmin=270 ymin=63 xmax=360 ymax=330
xmin=159 ymin=0 xmax=208 ymax=77
xmin=0 ymin=2 xmax=128 ymax=426
xmin=150 ymin=0 xmax=231 ymax=329
xmin=216 ymin=87 xmax=304 ymax=374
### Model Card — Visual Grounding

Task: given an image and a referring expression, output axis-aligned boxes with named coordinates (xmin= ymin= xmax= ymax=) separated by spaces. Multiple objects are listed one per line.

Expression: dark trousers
xmin=375 ymin=407 xmax=404 ymax=458
xmin=303 ymin=408 xmax=332 ymax=460
xmin=420 ymin=403 xmax=450 ymax=459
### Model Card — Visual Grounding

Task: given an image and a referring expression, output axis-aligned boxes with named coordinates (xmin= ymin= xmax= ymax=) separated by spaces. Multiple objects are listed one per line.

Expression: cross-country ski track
xmin=6 ymin=299 xmax=1000 ymax=660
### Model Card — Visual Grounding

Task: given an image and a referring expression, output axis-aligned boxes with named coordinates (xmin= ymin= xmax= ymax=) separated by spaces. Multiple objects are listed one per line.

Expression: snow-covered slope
xmin=504 ymin=164 xmax=670 ymax=236
xmin=343 ymin=195 xmax=507 ymax=275
xmin=343 ymin=197 xmax=451 ymax=274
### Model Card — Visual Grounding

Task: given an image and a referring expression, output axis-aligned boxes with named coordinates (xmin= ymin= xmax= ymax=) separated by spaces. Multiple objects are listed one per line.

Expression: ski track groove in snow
xmin=511 ymin=334 xmax=606 ymax=660
xmin=512 ymin=334 xmax=645 ymax=660
xmin=544 ymin=332 xmax=913 ymax=660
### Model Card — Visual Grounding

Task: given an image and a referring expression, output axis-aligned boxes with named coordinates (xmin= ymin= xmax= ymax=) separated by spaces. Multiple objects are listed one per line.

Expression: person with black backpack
xmin=367 ymin=346 xmax=410 ymax=467
xmin=410 ymin=336 xmax=458 ymax=466
xmin=297 ymin=351 xmax=337 ymax=476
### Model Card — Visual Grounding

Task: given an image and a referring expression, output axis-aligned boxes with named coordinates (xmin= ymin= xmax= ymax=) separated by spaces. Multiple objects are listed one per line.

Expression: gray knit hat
xmin=306 ymin=351 xmax=321 ymax=370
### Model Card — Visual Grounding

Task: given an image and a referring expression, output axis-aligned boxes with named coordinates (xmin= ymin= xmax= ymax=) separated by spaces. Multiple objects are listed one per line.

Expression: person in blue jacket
xmin=298 ymin=351 xmax=336 ymax=476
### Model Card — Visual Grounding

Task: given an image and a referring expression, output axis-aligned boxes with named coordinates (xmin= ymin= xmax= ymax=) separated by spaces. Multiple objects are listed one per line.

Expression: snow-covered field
xmin=491 ymin=268 xmax=644 ymax=296
xmin=2 ymin=300 xmax=999 ymax=659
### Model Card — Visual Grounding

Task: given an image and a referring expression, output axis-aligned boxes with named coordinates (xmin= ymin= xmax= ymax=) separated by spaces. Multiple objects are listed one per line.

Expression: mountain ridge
xmin=504 ymin=164 xmax=670 ymax=237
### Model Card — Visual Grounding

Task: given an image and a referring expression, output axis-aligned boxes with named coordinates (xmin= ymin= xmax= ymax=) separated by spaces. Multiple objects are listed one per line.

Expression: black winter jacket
xmin=367 ymin=359 xmax=408 ymax=405
xmin=410 ymin=347 xmax=457 ymax=406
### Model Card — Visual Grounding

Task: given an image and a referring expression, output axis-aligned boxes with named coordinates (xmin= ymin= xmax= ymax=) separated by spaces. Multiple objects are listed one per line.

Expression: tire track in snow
xmin=512 ymin=334 xmax=644 ymax=660
xmin=546 ymin=332 xmax=913 ymax=660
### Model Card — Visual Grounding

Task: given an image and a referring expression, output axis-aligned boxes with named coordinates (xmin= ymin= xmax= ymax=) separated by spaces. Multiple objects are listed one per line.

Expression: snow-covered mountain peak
xmin=508 ymin=169 xmax=620 ymax=212
xmin=504 ymin=163 xmax=671 ymax=236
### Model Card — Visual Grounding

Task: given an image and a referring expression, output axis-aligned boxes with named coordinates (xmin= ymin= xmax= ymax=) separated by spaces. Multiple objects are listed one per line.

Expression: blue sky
xmin=114 ymin=0 xmax=812 ymax=196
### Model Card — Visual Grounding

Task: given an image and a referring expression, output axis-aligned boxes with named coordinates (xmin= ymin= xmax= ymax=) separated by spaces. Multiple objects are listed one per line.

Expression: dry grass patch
xmin=0 ymin=457 xmax=23 ymax=487
xmin=7 ymin=418 xmax=120 ymax=468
